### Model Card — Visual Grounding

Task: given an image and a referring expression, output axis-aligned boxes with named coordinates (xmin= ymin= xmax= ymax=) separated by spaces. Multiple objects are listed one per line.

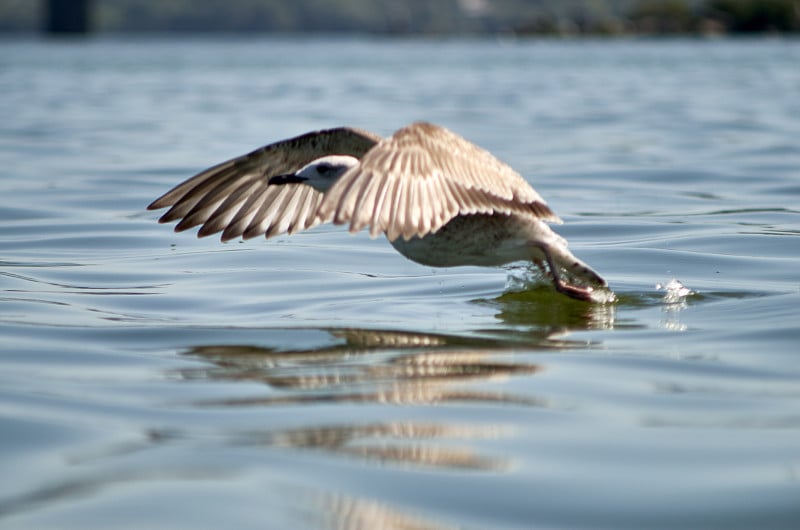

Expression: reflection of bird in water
xmin=177 ymin=328 xmax=538 ymax=473
xmin=149 ymin=121 xmax=612 ymax=302
xmin=310 ymin=489 xmax=459 ymax=530
xmin=183 ymin=339 xmax=542 ymax=406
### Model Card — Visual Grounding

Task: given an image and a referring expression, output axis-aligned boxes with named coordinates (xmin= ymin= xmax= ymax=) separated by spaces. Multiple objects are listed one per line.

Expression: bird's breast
xmin=388 ymin=213 xmax=549 ymax=268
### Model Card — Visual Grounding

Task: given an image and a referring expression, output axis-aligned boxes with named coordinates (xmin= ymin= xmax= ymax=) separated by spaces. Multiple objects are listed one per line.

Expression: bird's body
xmin=390 ymin=213 xmax=534 ymax=268
xmin=148 ymin=122 xmax=612 ymax=302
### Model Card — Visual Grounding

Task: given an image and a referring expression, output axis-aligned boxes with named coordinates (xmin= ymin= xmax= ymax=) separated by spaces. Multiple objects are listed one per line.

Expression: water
xmin=1 ymin=36 xmax=799 ymax=529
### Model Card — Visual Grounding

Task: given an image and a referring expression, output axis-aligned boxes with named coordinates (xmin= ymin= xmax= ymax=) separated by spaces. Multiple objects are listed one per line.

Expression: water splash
xmin=588 ymin=287 xmax=616 ymax=305
xmin=656 ymin=278 xmax=695 ymax=305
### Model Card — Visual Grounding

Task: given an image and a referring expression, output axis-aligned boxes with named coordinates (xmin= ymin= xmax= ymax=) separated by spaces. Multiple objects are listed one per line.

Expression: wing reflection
xmin=175 ymin=328 xmax=542 ymax=472
xmin=180 ymin=329 xmax=542 ymax=408
xmin=236 ymin=421 xmax=509 ymax=472
xmin=309 ymin=489 xmax=458 ymax=530
xmin=181 ymin=345 xmax=541 ymax=406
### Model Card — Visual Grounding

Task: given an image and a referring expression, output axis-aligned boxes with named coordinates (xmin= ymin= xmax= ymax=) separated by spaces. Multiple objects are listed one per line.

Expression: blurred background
xmin=2 ymin=0 xmax=799 ymax=36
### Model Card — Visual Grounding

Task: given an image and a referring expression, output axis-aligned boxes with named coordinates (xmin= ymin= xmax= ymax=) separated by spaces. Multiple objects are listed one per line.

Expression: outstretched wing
xmin=148 ymin=127 xmax=381 ymax=241
xmin=317 ymin=121 xmax=561 ymax=242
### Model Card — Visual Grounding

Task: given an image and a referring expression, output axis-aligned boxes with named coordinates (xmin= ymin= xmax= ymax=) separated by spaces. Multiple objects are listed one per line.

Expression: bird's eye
xmin=317 ymin=163 xmax=331 ymax=175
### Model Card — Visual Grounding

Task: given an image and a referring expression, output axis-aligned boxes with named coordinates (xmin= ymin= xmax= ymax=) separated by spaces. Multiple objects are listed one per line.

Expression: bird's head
xmin=269 ymin=155 xmax=359 ymax=192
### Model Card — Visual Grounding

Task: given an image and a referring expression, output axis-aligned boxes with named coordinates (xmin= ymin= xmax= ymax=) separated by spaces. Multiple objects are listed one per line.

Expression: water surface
xmin=1 ymin=36 xmax=799 ymax=529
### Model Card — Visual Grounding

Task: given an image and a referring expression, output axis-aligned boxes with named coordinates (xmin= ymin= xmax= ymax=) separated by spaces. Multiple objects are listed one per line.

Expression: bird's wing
xmin=147 ymin=127 xmax=382 ymax=241
xmin=317 ymin=121 xmax=562 ymax=242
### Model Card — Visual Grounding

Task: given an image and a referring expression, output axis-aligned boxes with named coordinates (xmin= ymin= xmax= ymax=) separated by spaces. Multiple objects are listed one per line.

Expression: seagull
xmin=148 ymin=121 xmax=612 ymax=302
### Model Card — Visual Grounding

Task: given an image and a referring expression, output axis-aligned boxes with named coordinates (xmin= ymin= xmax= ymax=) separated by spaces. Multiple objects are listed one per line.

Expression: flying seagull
xmin=148 ymin=121 xmax=612 ymax=302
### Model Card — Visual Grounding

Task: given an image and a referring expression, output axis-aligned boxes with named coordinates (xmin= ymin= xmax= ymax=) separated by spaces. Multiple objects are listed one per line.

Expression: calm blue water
xmin=1 ymin=36 xmax=799 ymax=529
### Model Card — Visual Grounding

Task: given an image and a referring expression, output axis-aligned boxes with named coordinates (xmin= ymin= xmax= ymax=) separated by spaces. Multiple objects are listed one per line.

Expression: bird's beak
xmin=268 ymin=174 xmax=307 ymax=186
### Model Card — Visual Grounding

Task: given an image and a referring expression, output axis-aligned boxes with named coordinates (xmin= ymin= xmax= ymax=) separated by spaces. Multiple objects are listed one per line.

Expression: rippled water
xmin=1 ymin=36 xmax=799 ymax=529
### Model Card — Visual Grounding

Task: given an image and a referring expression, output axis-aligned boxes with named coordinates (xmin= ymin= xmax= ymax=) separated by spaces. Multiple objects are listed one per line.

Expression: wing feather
xmin=148 ymin=127 xmax=381 ymax=240
xmin=220 ymin=180 xmax=271 ymax=241
xmin=150 ymin=159 xmax=236 ymax=216
xmin=287 ymin=185 xmax=316 ymax=234
xmin=196 ymin=178 xmax=265 ymax=238
xmin=370 ymin=172 xmax=396 ymax=238
xmin=242 ymin=197 xmax=280 ymax=240
xmin=350 ymin=171 xmax=381 ymax=234
xmin=318 ymin=121 xmax=561 ymax=242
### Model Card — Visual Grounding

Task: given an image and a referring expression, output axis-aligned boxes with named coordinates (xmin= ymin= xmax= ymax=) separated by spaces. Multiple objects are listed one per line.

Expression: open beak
xmin=268 ymin=173 xmax=307 ymax=186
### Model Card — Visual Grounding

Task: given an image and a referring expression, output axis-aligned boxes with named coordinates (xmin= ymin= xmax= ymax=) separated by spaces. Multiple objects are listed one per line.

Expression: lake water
xmin=1 ymin=36 xmax=799 ymax=529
